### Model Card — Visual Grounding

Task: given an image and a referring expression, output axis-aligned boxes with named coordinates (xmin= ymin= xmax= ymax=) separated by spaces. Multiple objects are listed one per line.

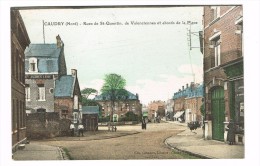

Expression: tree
xmin=81 ymin=88 xmax=98 ymax=106
xmin=81 ymin=88 xmax=98 ymax=99
xmin=101 ymin=73 xmax=128 ymax=128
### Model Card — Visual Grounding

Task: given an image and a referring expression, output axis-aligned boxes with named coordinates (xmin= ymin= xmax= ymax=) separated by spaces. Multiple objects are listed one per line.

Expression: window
xmin=209 ymin=31 xmax=221 ymax=67
xmin=214 ymin=37 xmax=221 ymax=66
xmin=29 ymin=57 xmax=38 ymax=72
xmin=49 ymin=88 xmax=54 ymax=94
xmin=211 ymin=6 xmax=220 ymax=21
xmin=74 ymin=95 xmax=78 ymax=109
xmin=37 ymin=84 xmax=45 ymax=101
xmin=25 ymin=84 xmax=30 ymax=101
xmin=62 ymin=110 xmax=68 ymax=118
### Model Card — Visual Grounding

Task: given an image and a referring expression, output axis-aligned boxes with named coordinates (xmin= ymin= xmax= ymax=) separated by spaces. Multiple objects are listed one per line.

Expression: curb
xmin=164 ymin=136 xmax=213 ymax=159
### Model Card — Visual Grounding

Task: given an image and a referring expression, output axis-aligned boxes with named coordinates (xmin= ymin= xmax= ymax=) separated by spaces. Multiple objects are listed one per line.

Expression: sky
xmin=20 ymin=7 xmax=203 ymax=105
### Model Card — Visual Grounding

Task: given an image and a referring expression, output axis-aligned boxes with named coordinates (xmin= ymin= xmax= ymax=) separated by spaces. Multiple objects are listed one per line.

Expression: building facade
xmin=94 ymin=91 xmax=142 ymax=121
xmin=11 ymin=9 xmax=31 ymax=151
xmin=203 ymin=6 xmax=244 ymax=143
xmin=173 ymin=83 xmax=204 ymax=123
xmin=147 ymin=100 xmax=166 ymax=121
xmin=25 ymin=36 xmax=82 ymax=124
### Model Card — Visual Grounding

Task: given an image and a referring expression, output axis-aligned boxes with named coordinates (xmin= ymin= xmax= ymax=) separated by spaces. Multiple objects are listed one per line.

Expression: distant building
xmin=147 ymin=100 xmax=165 ymax=120
xmin=165 ymin=99 xmax=174 ymax=120
xmin=94 ymin=90 xmax=142 ymax=121
xmin=203 ymin=6 xmax=244 ymax=143
xmin=173 ymin=83 xmax=204 ymax=123
xmin=25 ymin=36 xmax=82 ymax=124
xmin=11 ymin=9 xmax=31 ymax=152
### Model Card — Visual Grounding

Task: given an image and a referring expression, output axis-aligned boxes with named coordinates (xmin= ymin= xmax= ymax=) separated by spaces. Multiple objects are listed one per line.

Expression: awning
xmin=173 ymin=111 xmax=184 ymax=118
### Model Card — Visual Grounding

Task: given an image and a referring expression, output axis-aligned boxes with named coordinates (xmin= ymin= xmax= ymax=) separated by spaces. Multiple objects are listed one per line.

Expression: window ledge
xmin=37 ymin=99 xmax=46 ymax=101
xmin=209 ymin=17 xmax=220 ymax=26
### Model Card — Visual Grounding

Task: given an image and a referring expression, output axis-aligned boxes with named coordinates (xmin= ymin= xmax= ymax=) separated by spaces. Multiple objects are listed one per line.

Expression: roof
xmin=94 ymin=90 xmax=138 ymax=101
xmin=54 ymin=75 xmax=75 ymax=97
xmin=173 ymin=84 xmax=204 ymax=99
xmin=82 ymin=106 xmax=99 ymax=114
xmin=25 ymin=44 xmax=61 ymax=58
xmin=25 ymin=44 xmax=61 ymax=73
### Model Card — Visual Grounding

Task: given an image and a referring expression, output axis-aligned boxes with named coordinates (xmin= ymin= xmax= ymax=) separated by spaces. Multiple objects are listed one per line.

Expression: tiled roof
xmin=94 ymin=90 xmax=138 ymax=101
xmin=173 ymin=84 xmax=204 ymax=99
xmin=82 ymin=106 xmax=99 ymax=114
xmin=25 ymin=44 xmax=61 ymax=73
xmin=25 ymin=44 xmax=61 ymax=58
xmin=54 ymin=75 xmax=75 ymax=97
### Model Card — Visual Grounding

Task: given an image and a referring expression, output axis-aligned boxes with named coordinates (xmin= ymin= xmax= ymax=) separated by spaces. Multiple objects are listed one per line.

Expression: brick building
xmin=173 ymin=83 xmax=203 ymax=123
xmin=203 ymin=6 xmax=244 ymax=143
xmin=94 ymin=91 xmax=142 ymax=121
xmin=25 ymin=36 xmax=82 ymax=125
xmin=11 ymin=9 xmax=31 ymax=151
xmin=147 ymin=100 xmax=165 ymax=121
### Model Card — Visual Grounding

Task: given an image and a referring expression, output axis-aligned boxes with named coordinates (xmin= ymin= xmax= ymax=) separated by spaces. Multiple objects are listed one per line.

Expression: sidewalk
xmin=164 ymin=121 xmax=245 ymax=159
xmin=12 ymin=142 xmax=64 ymax=160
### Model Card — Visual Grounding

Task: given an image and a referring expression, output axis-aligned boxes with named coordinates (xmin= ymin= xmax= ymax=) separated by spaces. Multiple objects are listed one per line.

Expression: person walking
xmin=78 ymin=123 xmax=84 ymax=136
xmin=70 ymin=123 xmax=75 ymax=136
xmin=227 ymin=119 xmax=236 ymax=145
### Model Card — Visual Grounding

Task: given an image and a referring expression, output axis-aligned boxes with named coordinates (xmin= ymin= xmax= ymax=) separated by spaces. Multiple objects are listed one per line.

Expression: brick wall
xmin=26 ymin=112 xmax=60 ymax=139
xmin=54 ymin=97 xmax=74 ymax=120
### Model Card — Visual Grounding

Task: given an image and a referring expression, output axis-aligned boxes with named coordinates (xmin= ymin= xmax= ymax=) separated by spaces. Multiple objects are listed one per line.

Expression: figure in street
xmin=70 ymin=123 xmax=75 ymax=136
xmin=78 ymin=123 xmax=84 ymax=136
xmin=227 ymin=119 xmax=236 ymax=145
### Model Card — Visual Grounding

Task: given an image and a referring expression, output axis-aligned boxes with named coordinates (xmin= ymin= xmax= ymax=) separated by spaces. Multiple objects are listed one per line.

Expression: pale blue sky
xmin=20 ymin=7 xmax=203 ymax=105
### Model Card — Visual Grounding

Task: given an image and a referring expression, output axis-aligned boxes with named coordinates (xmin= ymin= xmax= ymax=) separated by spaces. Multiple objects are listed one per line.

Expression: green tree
xmin=101 ymin=73 xmax=128 ymax=125
xmin=81 ymin=88 xmax=98 ymax=106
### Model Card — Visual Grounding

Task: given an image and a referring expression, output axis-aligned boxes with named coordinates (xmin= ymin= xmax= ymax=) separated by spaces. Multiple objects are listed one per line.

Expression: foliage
xmin=81 ymin=88 xmax=98 ymax=99
xmin=200 ymin=102 xmax=205 ymax=116
xmin=120 ymin=111 xmax=139 ymax=122
xmin=101 ymin=73 xmax=128 ymax=122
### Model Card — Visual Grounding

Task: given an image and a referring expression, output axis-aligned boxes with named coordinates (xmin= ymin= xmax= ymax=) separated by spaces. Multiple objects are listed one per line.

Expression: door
xmin=211 ymin=87 xmax=225 ymax=141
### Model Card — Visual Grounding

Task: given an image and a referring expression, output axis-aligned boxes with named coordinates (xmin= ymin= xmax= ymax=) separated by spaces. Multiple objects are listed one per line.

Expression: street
xmin=34 ymin=122 xmax=199 ymax=160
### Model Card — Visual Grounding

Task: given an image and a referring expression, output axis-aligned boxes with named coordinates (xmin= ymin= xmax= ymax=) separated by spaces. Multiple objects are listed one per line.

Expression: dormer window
xmin=29 ymin=57 xmax=38 ymax=72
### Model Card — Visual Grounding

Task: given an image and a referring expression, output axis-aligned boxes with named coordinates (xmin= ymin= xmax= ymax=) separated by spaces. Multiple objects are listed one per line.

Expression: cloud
xmin=126 ymin=66 xmax=203 ymax=105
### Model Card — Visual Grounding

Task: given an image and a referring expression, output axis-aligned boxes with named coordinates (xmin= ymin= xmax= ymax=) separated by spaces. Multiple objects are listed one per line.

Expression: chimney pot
xmin=71 ymin=69 xmax=77 ymax=77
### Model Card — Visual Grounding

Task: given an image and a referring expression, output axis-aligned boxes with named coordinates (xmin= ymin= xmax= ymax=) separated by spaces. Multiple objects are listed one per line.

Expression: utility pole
xmin=43 ymin=20 xmax=45 ymax=44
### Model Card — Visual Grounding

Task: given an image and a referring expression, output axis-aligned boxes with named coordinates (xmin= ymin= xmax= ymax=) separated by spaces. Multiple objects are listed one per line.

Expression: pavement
xmin=164 ymin=121 xmax=245 ymax=159
xmin=12 ymin=122 xmax=245 ymax=160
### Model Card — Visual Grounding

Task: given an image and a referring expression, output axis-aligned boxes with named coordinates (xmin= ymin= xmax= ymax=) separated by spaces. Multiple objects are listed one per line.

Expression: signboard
xmin=25 ymin=75 xmax=53 ymax=79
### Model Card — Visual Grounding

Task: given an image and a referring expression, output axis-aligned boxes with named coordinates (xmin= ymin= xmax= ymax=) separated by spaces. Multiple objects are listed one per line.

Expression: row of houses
xmin=172 ymin=82 xmax=204 ymax=123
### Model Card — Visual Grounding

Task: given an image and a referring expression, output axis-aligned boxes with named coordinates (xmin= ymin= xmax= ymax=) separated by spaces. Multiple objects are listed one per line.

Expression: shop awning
xmin=173 ymin=111 xmax=184 ymax=118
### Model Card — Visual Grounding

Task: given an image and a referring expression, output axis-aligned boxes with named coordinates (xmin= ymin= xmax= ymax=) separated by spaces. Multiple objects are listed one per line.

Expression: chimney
xmin=71 ymin=69 xmax=77 ymax=77
xmin=186 ymin=83 xmax=189 ymax=88
xmin=56 ymin=35 xmax=63 ymax=48
xmin=182 ymin=86 xmax=184 ymax=91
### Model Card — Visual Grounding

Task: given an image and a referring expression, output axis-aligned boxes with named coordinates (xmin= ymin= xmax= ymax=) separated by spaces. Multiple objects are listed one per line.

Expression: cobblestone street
xmin=34 ymin=123 xmax=196 ymax=160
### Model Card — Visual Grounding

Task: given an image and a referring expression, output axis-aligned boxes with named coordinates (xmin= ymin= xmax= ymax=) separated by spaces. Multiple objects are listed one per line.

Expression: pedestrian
xmin=227 ymin=119 xmax=236 ymax=145
xmin=78 ymin=123 xmax=84 ymax=136
xmin=70 ymin=123 xmax=75 ymax=136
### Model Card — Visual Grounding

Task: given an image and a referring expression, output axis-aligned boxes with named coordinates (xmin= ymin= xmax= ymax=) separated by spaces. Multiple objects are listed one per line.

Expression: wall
xmin=25 ymin=78 xmax=55 ymax=112
xmin=26 ymin=112 xmax=60 ymax=139
xmin=54 ymin=97 xmax=74 ymax=120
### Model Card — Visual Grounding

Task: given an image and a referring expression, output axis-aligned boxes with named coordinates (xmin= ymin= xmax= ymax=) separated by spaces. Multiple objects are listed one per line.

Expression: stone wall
xmin=26 ymin=112 xmax=62 ymax=139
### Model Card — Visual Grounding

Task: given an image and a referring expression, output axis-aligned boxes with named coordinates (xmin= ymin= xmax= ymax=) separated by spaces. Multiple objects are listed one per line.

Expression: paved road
xmin=36 ymin=123 xmax=196 ymax=160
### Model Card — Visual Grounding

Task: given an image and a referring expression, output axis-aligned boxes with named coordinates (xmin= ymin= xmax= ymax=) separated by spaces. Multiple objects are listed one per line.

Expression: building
xmin=11 ymin=9 xmax=31 ymax=151
xmin=147 ymin=100 xmax=165 ymax=121
xmin=54 ymin=69 xmax=82 ymax=123
xmin=203 ymin=6 xmax=244 ymax=143
xmin=81 ymin=106 xmax=99 ymax=131
xmin=25 ymin=36 xmax=82 ymax=124
xmin=173 ymin=83 xmax=204 ymax=123
xmin=165 ymin=99 xmax=174 ymax=121
xmin=94 ymin=90 xmax=142 ymax=121
xmin=184 ymin=84 xmax=204 ymax=123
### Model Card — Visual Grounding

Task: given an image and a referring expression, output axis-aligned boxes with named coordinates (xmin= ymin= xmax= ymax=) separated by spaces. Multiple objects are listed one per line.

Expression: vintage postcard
xmin=1 ymin=1 xmax=259 ymax=165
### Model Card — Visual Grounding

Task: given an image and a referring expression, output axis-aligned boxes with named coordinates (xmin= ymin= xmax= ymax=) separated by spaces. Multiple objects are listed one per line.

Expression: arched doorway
xmin=211 ymin=86 xmax=225 ymax=141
